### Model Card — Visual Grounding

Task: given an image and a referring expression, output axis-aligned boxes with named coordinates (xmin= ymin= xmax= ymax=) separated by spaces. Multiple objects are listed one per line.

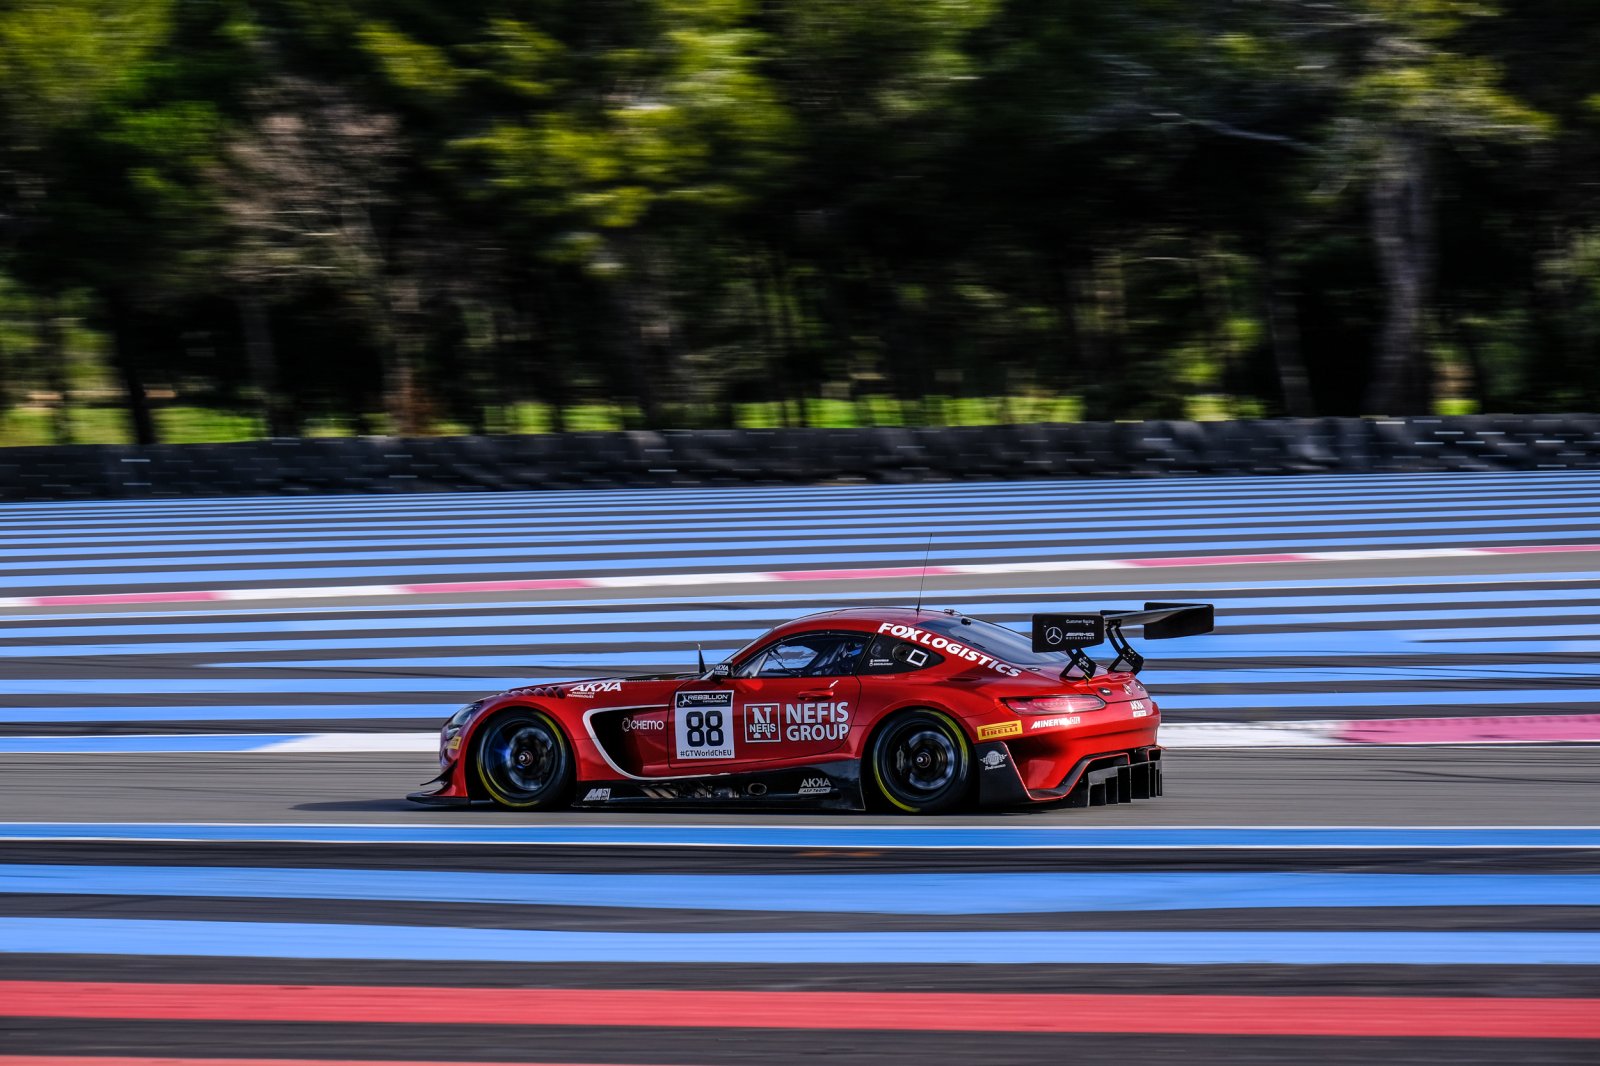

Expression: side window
xmin=858 ymin=635 xmax=945 ymax=675
xmin=735 ymin=632 xmax=868 ymax=678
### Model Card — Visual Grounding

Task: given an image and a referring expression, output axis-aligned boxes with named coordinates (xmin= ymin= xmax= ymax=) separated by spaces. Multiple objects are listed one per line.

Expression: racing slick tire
xmin=472 ymin=708 xmax=575 ymax=810
xmin=868 ymin=709 xmax=973 ymax=815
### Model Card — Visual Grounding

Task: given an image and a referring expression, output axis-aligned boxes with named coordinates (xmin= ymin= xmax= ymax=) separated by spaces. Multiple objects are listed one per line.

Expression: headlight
xmin=445 ymin=701 xmax=484 ymax=731
xmin=1003 ymin=695 xmax=1107 ymax=714
xmin=440 ymin=701 xmax=485 ymax=767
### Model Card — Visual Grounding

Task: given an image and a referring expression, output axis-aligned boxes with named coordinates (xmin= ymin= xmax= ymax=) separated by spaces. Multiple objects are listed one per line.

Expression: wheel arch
xmin=862 ymin=704 xmax=977 ymax=814
xmin=859 ymin=697 xmax=975 ymax=756
xmin=465 ymin=701 xmax=575 ymax=803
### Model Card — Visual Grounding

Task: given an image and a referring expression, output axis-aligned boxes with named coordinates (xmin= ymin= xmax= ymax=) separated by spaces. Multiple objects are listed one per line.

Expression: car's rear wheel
xmin=473 ymin=709 xmax=574 ymax=810
xmin=869 ymin=709 xmax=973 ymax=814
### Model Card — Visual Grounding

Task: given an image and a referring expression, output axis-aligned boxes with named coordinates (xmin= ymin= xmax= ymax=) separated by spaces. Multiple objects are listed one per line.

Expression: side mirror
xmin=708 ymin=662 xmax=732 ymax=682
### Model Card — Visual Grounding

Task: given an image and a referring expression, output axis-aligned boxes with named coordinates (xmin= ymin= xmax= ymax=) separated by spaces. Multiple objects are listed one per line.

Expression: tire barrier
xmin=2 ymin=414 xmax=1598 ymax=500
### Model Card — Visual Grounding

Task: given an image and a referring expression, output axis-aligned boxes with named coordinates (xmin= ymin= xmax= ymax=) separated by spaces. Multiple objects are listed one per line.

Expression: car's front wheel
xmin=869 ymin=709 xmax=973 ymax=814
xmin=473 ymin=709 xmax=574 ymax=810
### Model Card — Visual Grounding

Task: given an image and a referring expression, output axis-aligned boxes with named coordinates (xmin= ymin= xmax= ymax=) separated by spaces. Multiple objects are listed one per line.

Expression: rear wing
xmin=1030 ymin=602 xmax=1214 ymax=676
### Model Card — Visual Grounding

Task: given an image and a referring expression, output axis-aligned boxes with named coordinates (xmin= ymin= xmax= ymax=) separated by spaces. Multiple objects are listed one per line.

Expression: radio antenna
xmin=914 ymin=533 xmax=935 ymax=614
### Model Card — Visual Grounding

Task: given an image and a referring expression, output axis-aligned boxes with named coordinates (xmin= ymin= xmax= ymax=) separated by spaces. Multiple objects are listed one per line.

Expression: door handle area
xmin=797 ymin=688 xmax=835 ymax=698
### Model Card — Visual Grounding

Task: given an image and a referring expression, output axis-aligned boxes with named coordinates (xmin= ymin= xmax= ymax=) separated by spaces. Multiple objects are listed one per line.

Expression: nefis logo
xmin=783 ymin=700 xmax=850 ymax=742
xmin=746 ymin=703 xmax=780 ymax=743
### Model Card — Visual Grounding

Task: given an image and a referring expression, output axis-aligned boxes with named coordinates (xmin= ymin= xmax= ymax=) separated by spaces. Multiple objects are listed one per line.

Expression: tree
xmin=218 ymin=76 xmax=405 ymax=434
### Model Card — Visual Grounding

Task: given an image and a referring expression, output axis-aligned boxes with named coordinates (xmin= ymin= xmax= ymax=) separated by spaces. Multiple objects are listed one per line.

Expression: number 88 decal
xmin=685 ymin=710 xmax=725 ymax=747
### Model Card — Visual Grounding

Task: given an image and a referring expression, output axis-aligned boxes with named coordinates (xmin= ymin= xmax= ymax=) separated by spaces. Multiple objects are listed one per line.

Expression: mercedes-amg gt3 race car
xmin=407 ymin=602 xmax=1212 ymax=814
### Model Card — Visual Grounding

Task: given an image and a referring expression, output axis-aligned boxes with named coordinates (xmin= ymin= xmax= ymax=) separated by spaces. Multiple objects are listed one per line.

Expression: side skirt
xmin=571 ymin=759 xmax=865 ymax=811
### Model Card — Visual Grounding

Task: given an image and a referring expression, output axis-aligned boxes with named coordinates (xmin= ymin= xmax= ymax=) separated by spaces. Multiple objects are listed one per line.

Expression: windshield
xmin=916 ymin=615 xmax=1071 ymax=667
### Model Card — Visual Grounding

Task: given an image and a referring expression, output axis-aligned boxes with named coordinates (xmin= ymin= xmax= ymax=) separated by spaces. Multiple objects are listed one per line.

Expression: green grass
xmin=0 ymin=392 xmax=1114 ymax=447
xmin=0 ymin=405 xmax=269 ymax=447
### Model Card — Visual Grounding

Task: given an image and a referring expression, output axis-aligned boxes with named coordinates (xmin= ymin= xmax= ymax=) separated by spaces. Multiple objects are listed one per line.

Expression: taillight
xmin=1003 ymin=694 xmax=1107 ymax=714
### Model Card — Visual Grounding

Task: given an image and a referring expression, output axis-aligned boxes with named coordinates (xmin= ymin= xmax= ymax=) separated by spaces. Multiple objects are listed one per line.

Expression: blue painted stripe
xmin=5 ymin=499 xmax=1598 ymax=553
xmin=8 ymin=472 xmax=1594 ymax=519
xmin=3 ymin=687 xmax=1594 ymax=727
xmin=0 ymin=918 xmax=1593 ymax=964
xmin=0 ymin=686 xmax=1593 ymax=726
xmin=1162 ymin=688 xmax=1600 ymax=710
xmin=7 ymin=570 xmax=1599 ymax=629
xmin=1155 ymin=664 xmax=1600 ymax=682
xmin=11 ymin=604 xmax=1600 ymax=656
xmin=5 ymin=510 xmax=1599 ymax=562
xmin=9 ymin=659 xmax=1600 ymax=694
xmin=209 ymin=634 xmax=1600 ymax=669
xmin=0 ymin=678 xmax=529 ymax=695
xmin=7 ymin=865 xmax=1598 ymax=914
xmin=0 ymin=734 xmax=309 ymax=754
xmin=12 ymin=595 xmax=1600 ymax=645
xmin=24 ymin=494 xmax=1569 ymax=533
xmin=193 ymin=627 xmax=1600 ymax=669
xmin=2 ymin=823 xmax=1598 ymax=849
xmin=3 ymin=530 xmax=1595 ymax=590
xmin=0 ymin=628 xmax=752 ymax=659
xmin=0 ymin=704 xmax=453 ymax=724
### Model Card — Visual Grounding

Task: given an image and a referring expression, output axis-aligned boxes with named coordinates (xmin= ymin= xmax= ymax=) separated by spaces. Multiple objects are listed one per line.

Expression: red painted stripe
xmin=1482 ymin=543 xmax=1600 ymax=555
xmin=772 ymin=566 xmax=960 ymax=581
xmin=1336 ymin=713 xmax=1600 ymax=745
xmin=30 ymin=591 xmax=225 ymax=606
xmin=1 ymin=982 xmax=1595 ymax=1039
xmin=14 ymin=543 xmax=1600 ymax=608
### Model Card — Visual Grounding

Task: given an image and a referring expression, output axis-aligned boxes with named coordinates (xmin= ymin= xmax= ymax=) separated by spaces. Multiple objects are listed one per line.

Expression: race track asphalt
xmin=5 ymin=746 xmax=1598 ymax=826
xmin=3 ymin=475 xmax=1599 ymax=1064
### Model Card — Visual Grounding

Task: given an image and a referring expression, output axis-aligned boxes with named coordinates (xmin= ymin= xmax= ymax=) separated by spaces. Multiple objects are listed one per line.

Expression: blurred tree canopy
xmin=0 ymin=0 xmax=1596 ymax=444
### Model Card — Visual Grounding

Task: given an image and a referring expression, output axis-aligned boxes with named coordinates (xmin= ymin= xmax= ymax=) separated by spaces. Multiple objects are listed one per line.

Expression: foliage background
xmin=0 ymin=0 xmax=1596 ymax=444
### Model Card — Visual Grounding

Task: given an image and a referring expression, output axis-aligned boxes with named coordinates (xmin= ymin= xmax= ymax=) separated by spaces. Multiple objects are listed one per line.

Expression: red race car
xmin=407 ymin=602 xmax=1212 ymax=814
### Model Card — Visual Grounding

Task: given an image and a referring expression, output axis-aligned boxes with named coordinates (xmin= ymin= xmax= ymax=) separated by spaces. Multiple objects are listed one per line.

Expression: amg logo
xmin=746 ymin=703 xmax=780 ymax=742
xmin=582 ymin=788 xmax=611 ymax=802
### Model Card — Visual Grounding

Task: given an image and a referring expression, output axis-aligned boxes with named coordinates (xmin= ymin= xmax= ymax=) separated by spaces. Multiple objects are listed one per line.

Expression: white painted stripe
xmin=257 ymin=732 xmax=438 ymax=753
xmin=12 ymin=715 xmax=1597 ymax=756
xmin=220 ymin=585 xmax=405 ymax=601
xmin=950 ymin=560 xmax=1132 ymax=574
xmin=589 ymin=572 xmax=780 ymax=587
xmin=9 ymin=542 xmax=1600 ymax=609
xmin=1159 ymin=723 xmax=1344 ymax=748
xmin=1297 ymin=548 xmax=1488 ymax=561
